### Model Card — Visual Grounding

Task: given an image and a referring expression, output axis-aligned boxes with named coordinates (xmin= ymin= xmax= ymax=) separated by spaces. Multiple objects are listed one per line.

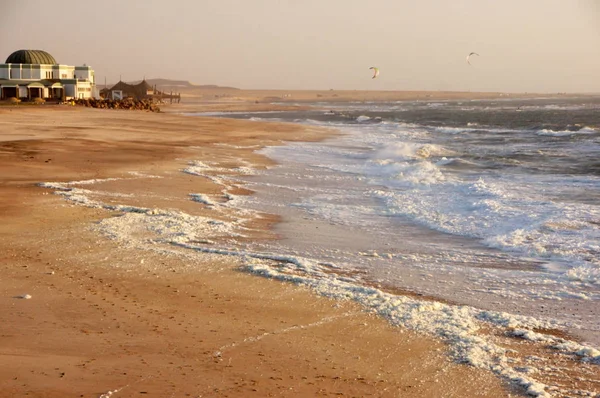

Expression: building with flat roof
xmin=0 ymin=49 xmax=97 ymax=101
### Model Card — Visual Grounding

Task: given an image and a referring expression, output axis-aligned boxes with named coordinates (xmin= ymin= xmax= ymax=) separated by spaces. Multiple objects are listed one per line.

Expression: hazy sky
xmin=2 ymin=0 xmax=600 ymax=92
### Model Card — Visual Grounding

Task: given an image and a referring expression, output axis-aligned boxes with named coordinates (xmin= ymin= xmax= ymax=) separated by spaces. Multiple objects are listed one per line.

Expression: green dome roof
xmin=5 ymin=49 xmax=57 ymax=65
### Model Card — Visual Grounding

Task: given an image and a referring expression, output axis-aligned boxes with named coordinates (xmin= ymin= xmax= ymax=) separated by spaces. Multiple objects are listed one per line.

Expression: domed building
xmin=5 ymin=49 xmax=58 ymax=65
xmin=0 ymin=49 xmax=97 ymax=101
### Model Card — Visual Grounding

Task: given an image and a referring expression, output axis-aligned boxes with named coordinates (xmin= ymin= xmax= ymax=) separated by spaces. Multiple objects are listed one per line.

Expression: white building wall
xmin=57 ymin=66 xmax=74 ymax=79
xmin=41 ymin=66 xmax=53 ymax=79
xmin=76 ymin=81 xmax=93 ymax=99
xmin=18 ymin=87 xmax=27 ymax=97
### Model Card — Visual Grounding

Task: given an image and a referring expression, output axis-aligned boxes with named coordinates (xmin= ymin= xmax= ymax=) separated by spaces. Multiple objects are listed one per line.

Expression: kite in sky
xmin=369 ymin=67 xmax=380 ymax=79
xmin=466 ymin=52 xmax=480 ymax=65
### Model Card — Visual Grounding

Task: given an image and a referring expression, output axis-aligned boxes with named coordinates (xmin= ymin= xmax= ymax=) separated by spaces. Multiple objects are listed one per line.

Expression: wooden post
xmin=170 ymin=90 xmax=173 ymax=104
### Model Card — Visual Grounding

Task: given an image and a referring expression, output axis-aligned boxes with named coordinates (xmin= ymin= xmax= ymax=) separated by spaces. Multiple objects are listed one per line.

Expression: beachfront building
xmin=101 ymin=80 xmax=155 ymax=101
xmin=100 ymin=79 xmax=181 ymax=103
xmin=0 ymin=49 xmax=98 ymax=101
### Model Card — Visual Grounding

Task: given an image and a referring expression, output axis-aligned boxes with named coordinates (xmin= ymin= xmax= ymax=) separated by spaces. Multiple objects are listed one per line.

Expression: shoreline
xmin=177 ymin=101 xmax=600 ymax=397
xmin=0 ymin=105 xmax=588 ymax=397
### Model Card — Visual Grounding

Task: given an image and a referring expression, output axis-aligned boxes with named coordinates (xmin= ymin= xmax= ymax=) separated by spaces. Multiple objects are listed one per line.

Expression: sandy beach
xmin=0 ymin=105 xmax=528 ymax=397
xmin=4 ymin=0 xmax=600 ymax=395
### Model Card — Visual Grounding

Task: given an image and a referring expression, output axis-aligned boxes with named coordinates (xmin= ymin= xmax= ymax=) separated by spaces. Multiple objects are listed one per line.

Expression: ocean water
xmin=186 ymin=98 xmax=600 ymax=395
xmin=193 ymin=98 xmax=600 ymax=334
xmin=40 ymin=97 xmax=600 ymax=397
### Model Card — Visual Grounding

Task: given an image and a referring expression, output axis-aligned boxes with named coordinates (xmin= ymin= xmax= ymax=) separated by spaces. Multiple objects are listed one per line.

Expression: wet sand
xmin=0 ymin=106 xmax=522 ymax=397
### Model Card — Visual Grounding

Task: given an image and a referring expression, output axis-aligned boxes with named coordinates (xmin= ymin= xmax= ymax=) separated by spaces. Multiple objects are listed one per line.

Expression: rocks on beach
xmin=72 ymin=98 xmax=160 ymax=112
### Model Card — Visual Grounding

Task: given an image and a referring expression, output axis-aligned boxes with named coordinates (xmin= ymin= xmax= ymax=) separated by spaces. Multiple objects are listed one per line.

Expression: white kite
xmin=466 ymin=52 xmax=479 ymax=65
xmin=369 ymin=67 xmax=380 ymax=79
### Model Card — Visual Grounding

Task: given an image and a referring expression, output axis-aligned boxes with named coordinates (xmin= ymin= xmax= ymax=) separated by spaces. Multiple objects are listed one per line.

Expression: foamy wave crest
xmin=372 ymin=177 xmax=510 ymax=239
xmin=435 ymin=157 xmax=482 ymax=168
xmin=373 ymin=174 xmax=600 ymax=285
xmin=486 ymin=213 xmax=600 ymax=285
xmin=363 ymin=143 xmax=451 ymax=186
xmin=432 ymin=125 xmax=526 ymax=135
xmin=387 ymin=161 xmax=445 ymax=185
xmin=536 ymin=127 xmax=597 ymax=136
xmin=372 ymin=142 xmax=451 ymax=160
xmin=434 ymin=126 xmax=472 ymax=134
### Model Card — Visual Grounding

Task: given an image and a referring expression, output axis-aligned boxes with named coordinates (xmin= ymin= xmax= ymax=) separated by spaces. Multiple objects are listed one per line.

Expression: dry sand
xmin=0 ymin=106 xmax=522 ymax=397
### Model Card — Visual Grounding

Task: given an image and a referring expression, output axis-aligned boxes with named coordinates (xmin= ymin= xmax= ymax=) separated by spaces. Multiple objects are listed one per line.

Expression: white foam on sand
xmin=127 ymin=171 xmax=164 ymax=179
xmin=39 ymin=161 xmax=600 ymax=398
xmin=183 ymin=160 xmax=212 ymax=175
xmin=183 ymin=161 xmax=231 ymax=187
xmin=165 ymin=244 xmax=595 ymax=397
xmin=181 ymin=160 xmax=262 ymax=220
xmin=242 ymin=254 xmax=600 ymax=397
xmin=212 ymin=143 xmax=262 ymax=149
xmin=184 ymin=160 xmax=256 ymax=177
xmin=190 ymin=193 xmax=216 ymax=206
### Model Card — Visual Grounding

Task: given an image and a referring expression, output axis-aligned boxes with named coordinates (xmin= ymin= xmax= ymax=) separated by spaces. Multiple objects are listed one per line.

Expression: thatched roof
xmin=108 ymin=80 xmax=153 ymax=99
